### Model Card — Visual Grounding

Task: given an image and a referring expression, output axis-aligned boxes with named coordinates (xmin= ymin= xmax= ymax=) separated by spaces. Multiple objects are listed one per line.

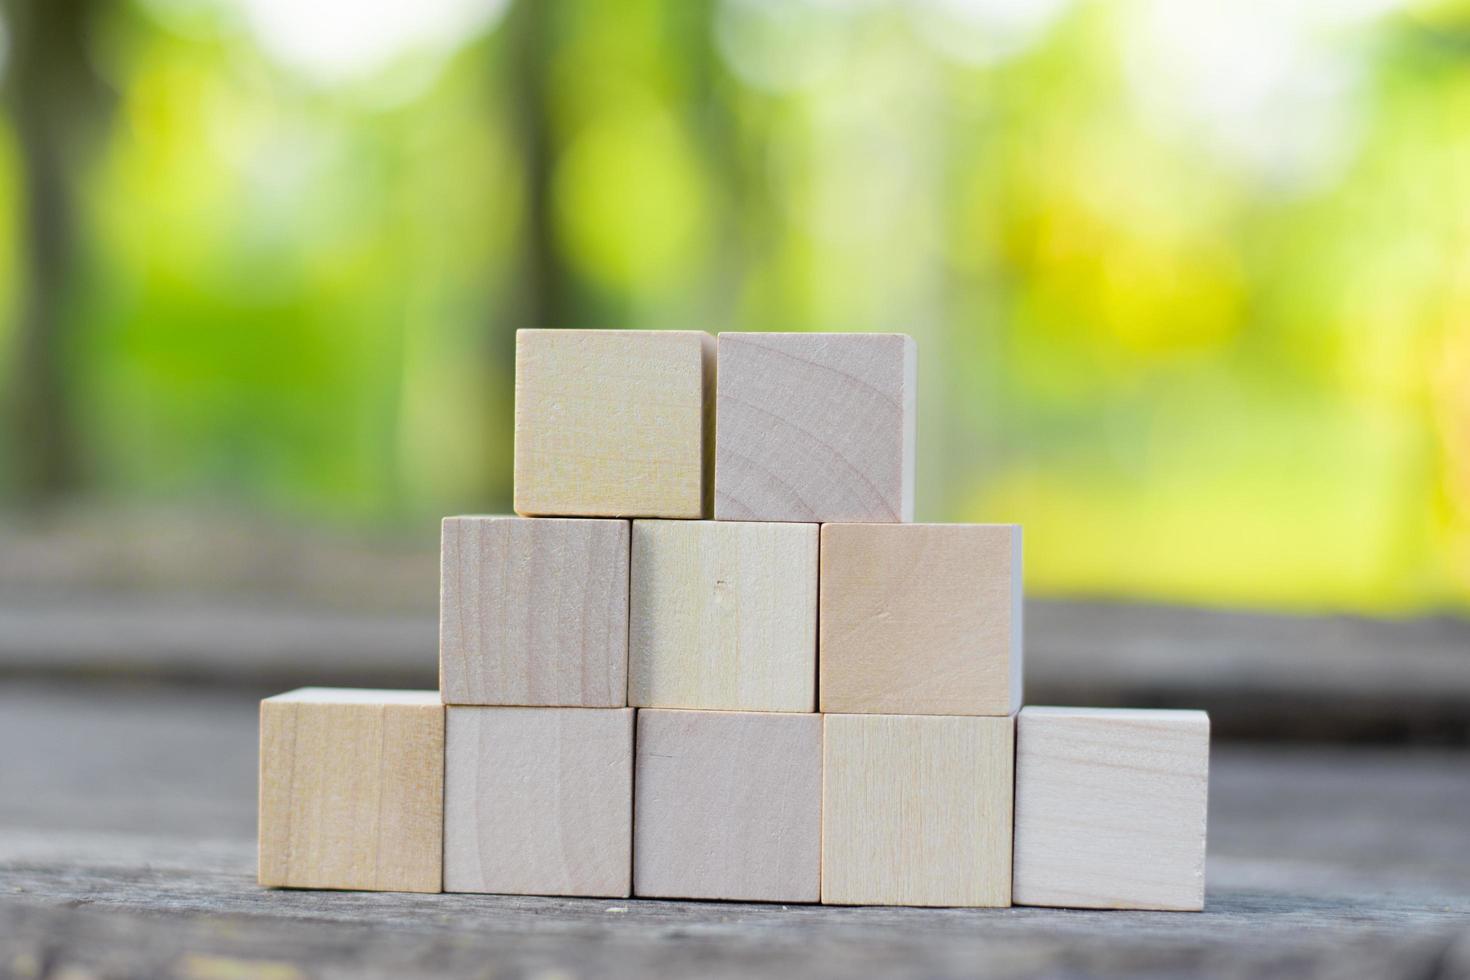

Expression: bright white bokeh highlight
xmin=913 ymin=0 xmax=1074 ymax=66
xmin=225 ymin=0 xmax=508 ymax=86
xmin=1125 ymin=0 xmax=1408 ymax=189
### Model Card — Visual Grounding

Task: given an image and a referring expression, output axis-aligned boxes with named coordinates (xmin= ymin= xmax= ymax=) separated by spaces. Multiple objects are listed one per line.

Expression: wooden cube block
xmin=715 ymin=332 xmax=916 ymax=523
xmin=629 ymin=519 xmax=817 ymax=712
xmin=819 ymin=523 xmax=1022 ymax=716
xmin=634 ymin=709 xmax=822 ymax=903
xmin=1014 ymin=706 xmax=1210 ymax=911
xmin=514 ymin=328 xmax=714 ymax=519
xmin=822 ymin=713 xmax=1013 ymax=907
xmin=439 ymin=515 xmax=629 ymax=707
xmin=443 ymin=706 xmax=633 ymax=897
xmin=258 ymin=688 xmax=443 ymax=893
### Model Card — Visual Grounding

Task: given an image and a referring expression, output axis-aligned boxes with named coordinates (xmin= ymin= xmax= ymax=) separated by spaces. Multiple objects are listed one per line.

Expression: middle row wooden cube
xmin=630 ymin=519 xmax=818 ymax=712
xmin=441 ymin=515 xmax=1020 ymax=717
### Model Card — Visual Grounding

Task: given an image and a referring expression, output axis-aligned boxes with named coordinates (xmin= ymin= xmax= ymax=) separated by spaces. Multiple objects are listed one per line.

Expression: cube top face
xmin=634 ymin=709 xmax=822 ymax=903
xmin=1014 ymin=706 xmax=1210 ymax=912
xmin=258 ymin=692 xmax=444 ymax=893
xmin=715 ymin=332 xmax=916 ymax=524
xmin=265 ymin=688 xmax=442 ymax=706
xmin=514 ymin=329 xmax=714 ymax=519
xmin=819 ymin=523 xmax=1022 ymax=716
xmin=439 ymin=515 xmax=630 ymax=708
xmin=629 ymin=519 xmax=818 ymax=712
xmin=1021 ymin=706 xmax=1208 ymax=724
xmin=822 ymin=713 xmax=1014 ymax=907
xmin=443 ymin=706 xmax=634 ymax=898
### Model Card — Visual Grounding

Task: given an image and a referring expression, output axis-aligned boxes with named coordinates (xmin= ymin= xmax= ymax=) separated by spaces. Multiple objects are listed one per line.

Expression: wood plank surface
xmin=629 ymin=520 xmax=818 ymax=712
xmin=2 ymin=550 xmax=1466 ymax=741
xmin=8 ymin=578 xmax=1463 ymax=741
xmin=715 ymin=332 xmax=917 ymax=523
xmin=439 ymin=515 xmax=629 ymax=707
xmin=2 ymin=681 xmax=1468 ymax=978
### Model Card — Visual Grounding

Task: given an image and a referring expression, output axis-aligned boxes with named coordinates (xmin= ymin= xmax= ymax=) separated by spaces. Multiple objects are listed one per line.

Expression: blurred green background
xmin=2 ymin=0 xmax=1468 ymax=615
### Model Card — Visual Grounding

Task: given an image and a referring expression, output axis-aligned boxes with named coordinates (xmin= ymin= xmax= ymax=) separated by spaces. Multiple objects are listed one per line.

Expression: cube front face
xmin=819 ymin=523 xmax=1022 ymax=716
xmin=442 ymin=706 xmax=634 ymax=898
xmin=634 ymin=710 xmax=821 ymax=903
xmin=258 ymin=689 xmax=444 ymax=893
xmin=439 ymin=515 xmax=630 ymax=707
xmin=715 ymin=332 xmax=916 ymax=524
xmin=1013 ymin=707 xmax=1210 ymax=912
xmin=629 ymin=520 xmax=818 ymax=712
xmin=514 ymin=329 xmax=714 ymax=519
xmin=821 ymin=714 xmax=1014 ymax=908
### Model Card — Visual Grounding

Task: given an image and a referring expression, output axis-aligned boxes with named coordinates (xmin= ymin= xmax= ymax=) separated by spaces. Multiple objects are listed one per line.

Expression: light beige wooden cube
xmin=258 ymin=688 xmax=443 ymax=893
xmin=634 ymin=709 xmax=822 ymax=903
xmin=629 ymin=519 xmax=818 ymax=712
xmin=1014 ymin=706 xmax=1210 ymax=912
xmin=443 ymin=706 xmax=634 ymax=897
xmin=819 ymin=523 xmax=1022 ymax=716
xmin=822 ymin=713 xmax=1013 ymax=907
xmin=715 ymin=332 xmax=916 ymax=523
xmin=514 ymin=328 xmax=714 ymax=519
xmin=439 ymin=515 xmax=629 ymax=707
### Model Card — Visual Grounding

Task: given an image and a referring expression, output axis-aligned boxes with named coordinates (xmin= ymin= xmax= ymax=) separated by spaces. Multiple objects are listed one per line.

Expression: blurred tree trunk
xmin=506 ymin=0 xmax=572 ymax=333
xmin=476 ymin=0 xmax=574 ymax=506
xmin=682 ymin=0 xmax=746 ymax=329
xmin=3 ymin=0 xmax=102 ymax=502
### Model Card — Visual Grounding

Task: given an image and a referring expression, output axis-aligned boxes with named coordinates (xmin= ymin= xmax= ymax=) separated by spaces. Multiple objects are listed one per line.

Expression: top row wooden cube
xmin=716 ymin=332 xmax=916 ymax=523
xmin=515 ymin=329 xmax=715 ymax=519
xmin=513 ymin=330 xmax=916 ymax=523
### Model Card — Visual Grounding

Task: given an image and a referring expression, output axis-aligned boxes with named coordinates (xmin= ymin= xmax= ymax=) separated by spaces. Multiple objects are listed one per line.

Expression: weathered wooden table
xmin=2 ymin=677 xmax=1468 ymax=979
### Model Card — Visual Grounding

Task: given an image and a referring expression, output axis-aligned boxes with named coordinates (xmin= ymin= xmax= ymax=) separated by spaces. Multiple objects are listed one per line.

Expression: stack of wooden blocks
xmin=259 ymin=330 xmax=1211 ymax=911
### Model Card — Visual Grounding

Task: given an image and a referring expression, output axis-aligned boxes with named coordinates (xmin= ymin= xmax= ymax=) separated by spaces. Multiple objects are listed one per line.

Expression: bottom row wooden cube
xmin=258 ymin=688 xmax=444 ymax=893
xmin=822 ymin=714 xmax=1015 ymax=907
xmin=635 ymin=709 xmax=822 ymax=903
xmin=1013 ymin=706 xmax=1210 ymax=912
xmin=259 ymin=692 xmax=1207 ymax=911
xmin=443 ymin=706 xmax=634 ymax=897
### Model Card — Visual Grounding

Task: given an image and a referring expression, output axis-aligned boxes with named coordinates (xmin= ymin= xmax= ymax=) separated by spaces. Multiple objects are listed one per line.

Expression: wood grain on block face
xmin=821 ymin=713 xmax=1013 ymax=907
xmin=715 ymin=332 xmax=916 ymax=523
xmin=514 ymin=329 xmax=714 ymax=519
xmin=258 ymin=689 xmax=443 ymax=893
xmin=819 ymin=523 xmax=1022 ymax=716
xmin=634 ymin=709 xmax=822 ymax=903
xmin=628 ymin=520 xmax=818 ymax=712
xmin=439 ymin=515 xmax=629 ymax=707
xmin=1013 ymin=706 xmax=1210 ymax=912
xmin=443 ymin=706 xmax=633 ymax=898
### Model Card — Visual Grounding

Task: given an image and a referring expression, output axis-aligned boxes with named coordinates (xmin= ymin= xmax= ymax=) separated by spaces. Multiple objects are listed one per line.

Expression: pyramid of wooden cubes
xmin=258 ymin=329 xmax=1211 ymax=910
